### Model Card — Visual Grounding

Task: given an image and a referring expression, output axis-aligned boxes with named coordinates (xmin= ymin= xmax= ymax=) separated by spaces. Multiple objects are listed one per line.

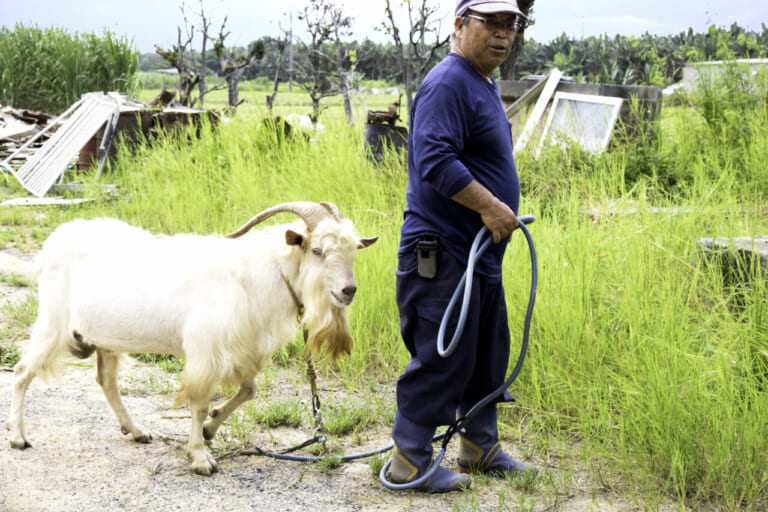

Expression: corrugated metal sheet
xmin=9 ymin=93 xmax=120 ymax=197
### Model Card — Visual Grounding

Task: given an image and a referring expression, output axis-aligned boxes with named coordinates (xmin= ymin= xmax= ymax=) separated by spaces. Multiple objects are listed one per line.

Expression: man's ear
xmin=285 ymin=229 xmax=304 ymax=247
xmin=454 ymin=15 xmax=464 ymax=37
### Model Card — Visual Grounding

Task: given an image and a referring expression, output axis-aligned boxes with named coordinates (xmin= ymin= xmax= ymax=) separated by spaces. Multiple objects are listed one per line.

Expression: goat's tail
xmin=70 ymin=330 xmax=96 ymax=359
xmin=0 ymin=251 xmax=40 ymax=282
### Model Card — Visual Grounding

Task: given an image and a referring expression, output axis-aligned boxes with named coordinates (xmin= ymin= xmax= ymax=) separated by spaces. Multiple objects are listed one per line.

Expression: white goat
xmin=284 ymin=113 xmax=325 ymax=134
xmin=2 ymin=202 xmax=377 ymax=475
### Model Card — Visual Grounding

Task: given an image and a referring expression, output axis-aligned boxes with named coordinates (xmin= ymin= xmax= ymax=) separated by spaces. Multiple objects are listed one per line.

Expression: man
xmin=385 ymin=0 xmax=536 ymax=493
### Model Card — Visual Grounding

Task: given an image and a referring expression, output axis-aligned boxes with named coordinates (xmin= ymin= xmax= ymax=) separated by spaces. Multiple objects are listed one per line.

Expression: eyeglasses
xmin=465 ymin=13 xmax=525 ymax=34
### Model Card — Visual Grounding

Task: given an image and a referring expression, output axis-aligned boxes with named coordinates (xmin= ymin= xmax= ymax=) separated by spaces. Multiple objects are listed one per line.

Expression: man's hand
xmin=479 ymin=200 xmax=519 ymax=243
xmin=450 ymin=179 xmax=518 ymax=243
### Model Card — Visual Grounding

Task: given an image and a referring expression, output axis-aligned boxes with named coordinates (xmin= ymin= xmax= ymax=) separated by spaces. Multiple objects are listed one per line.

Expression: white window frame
xmin=537 ymin=92 xmax=623 ymax=156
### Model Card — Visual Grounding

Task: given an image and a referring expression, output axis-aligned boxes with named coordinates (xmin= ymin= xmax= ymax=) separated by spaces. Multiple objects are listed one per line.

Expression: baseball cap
xmin=455 ymin=0 xmax=525 ymax=17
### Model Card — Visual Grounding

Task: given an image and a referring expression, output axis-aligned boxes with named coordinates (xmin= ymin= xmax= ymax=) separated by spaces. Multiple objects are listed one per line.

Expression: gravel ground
xmin=0 ymin=281 xmax=677 ymax=512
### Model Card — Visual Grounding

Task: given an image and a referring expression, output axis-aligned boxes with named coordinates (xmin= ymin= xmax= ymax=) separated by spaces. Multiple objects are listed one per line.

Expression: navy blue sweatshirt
xmin=400 ymin=53 xmax=520 ymax=281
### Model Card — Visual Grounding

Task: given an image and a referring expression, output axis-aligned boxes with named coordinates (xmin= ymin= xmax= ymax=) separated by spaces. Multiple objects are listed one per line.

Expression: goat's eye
xmin=312 ymin=247 xmax=323 ymax=257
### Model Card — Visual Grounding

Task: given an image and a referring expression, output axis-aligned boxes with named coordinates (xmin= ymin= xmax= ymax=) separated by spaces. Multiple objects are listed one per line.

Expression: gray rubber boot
xmin=387 ymin=412 xmax=472 ymax=493
xmin=457 ymin=407 xmax=537 ymax=476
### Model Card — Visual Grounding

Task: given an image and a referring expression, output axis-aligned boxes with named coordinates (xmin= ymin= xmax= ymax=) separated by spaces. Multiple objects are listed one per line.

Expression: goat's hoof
xmin=134 ymin=433 xmax=153 ymax=444
xmin=9 ymin=437 xmax=31 ymax=450
xmin=121 ymin=424 xmax=152 ymax=443
xmin=209 ymin=409 xmax=219 ymax=418
xmin=190 ymin=453 xmax=218 ymax=476
xmin=191 ymin=464 xmax=217 ymax=476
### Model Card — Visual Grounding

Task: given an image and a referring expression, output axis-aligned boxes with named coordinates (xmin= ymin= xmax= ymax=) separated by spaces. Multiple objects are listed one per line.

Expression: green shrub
xmin=0 ymin=23 xmax=138 ymax=113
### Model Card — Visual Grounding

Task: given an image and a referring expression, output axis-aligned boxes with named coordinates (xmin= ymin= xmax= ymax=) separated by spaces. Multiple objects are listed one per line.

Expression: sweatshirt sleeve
xmin=410 ymin=81 xmax=475 ymax=198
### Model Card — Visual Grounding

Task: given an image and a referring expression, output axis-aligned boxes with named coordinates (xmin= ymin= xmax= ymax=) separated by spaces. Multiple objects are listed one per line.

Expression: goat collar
xmin=280 ymin=272 xmax=305 ymax=318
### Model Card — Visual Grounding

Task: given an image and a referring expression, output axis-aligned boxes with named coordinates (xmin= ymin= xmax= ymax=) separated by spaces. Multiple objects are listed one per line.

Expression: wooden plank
xmin=504 ymin=76 xmax=546 ymax=120
xmin=514 ymin=68 xmax=563 ymax=153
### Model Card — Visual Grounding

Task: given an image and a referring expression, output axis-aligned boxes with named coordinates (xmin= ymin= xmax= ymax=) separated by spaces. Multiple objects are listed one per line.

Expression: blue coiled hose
xmin=379 ymin=215 xmax=537 ymax=490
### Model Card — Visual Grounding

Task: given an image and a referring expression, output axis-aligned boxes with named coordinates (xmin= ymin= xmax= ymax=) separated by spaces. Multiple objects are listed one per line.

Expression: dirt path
xmin=0 ymin=285 xmax=672 ymax=512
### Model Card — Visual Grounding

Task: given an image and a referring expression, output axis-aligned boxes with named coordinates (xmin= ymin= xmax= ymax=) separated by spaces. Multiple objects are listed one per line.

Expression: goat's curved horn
xmin=319 ymin=201 xmax=343 ymax=222
xmin=226 ymin=201 xmax=337 ymax=239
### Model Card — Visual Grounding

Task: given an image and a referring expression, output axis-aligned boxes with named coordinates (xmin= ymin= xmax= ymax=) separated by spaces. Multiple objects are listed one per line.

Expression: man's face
xmin=453 ymin=10 xmax=518 ymax=78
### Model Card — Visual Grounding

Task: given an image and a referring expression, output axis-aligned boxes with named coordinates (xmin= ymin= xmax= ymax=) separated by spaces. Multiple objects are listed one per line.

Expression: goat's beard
xmin=302 ymin=304 xmax=354 ymax=360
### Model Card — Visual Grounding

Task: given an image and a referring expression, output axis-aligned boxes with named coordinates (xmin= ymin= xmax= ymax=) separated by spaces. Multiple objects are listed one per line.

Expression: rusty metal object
xmin=366 ymin=97 xmax=401 ymax=126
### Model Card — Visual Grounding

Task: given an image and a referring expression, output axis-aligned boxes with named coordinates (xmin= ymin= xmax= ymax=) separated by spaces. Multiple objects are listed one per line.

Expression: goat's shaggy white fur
xmin=3 ymin=213 xmax=376 ymax=475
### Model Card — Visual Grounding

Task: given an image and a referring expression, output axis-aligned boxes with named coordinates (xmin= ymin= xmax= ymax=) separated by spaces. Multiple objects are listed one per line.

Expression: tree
xmin=192 ymin=0 xmax=215 ymax=105
xmin=499 ymin=0 xmax=536 ymax=80
xmin=266 ymin=33 xmax=289 ymax=115
xmin=213 ymin=23 xmax=264 ymax=108
xmin=264 ymin=14 xmax=297 ymax=116
xmin=351 ymin=39 xmax=399 ymax=81
xmin=328 ymin=4 xmax=354 ymax=125
xmin=295 ymin=0 xmax=351 ymax=123
xmin=155 ymin=1 xmax=225 ymax=107
xmin=155 ymin=23 xmax=199 ymax=107
xmin=381 ymin=0 xmax=449 ymax=112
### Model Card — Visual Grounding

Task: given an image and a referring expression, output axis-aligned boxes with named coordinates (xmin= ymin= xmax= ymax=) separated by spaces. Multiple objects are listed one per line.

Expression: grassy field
xmin=133 ymin=73 xmax=403 ymax=120
xmin=1 ymin=73 xmax=767 ymax=510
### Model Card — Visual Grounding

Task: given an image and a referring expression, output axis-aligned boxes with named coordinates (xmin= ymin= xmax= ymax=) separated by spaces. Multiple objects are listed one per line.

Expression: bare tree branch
xmin=195 ymin=0 xmax=214 ymax=106
xmin=155 ymin=14 xmax=200 ymax=108
xmin=381 ymin=0 xmax=447 ymax=112
xmin=295 ymin=0 xmax=353 ymax=124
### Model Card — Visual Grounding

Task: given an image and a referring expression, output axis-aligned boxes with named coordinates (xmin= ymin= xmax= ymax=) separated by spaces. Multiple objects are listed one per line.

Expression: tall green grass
xmin=0 ymin=23 xmax=138 ymax=113
xmin=1 ymin=65 xmax=767 ymax=508
xmin=506 ymin=67 xmax=768 ymax=508
xmin=507 ymin=195 xmax=768 ymax=505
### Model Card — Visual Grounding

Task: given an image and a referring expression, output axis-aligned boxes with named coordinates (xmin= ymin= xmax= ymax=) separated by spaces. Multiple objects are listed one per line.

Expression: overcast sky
xmin=1 ymin=0 xmax=766 ymax=54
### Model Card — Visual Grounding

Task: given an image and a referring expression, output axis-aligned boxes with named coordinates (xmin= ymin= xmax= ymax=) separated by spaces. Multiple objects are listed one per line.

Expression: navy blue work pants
xmin=395 ymin=242 xmax=512 ymax=429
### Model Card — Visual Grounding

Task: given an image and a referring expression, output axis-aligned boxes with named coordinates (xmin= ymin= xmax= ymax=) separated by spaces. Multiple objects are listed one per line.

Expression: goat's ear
xmin=357 ymin=236 xmax=379 ymax=250
xmin=285 ymin=229 xmax=305 ymax=247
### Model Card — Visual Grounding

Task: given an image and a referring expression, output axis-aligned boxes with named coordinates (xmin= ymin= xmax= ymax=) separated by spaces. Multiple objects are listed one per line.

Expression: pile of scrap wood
xmin=0 ymin=105 xmax=53 ymax=168
xmin=0 ymin=90 xmax=219 ymax=198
